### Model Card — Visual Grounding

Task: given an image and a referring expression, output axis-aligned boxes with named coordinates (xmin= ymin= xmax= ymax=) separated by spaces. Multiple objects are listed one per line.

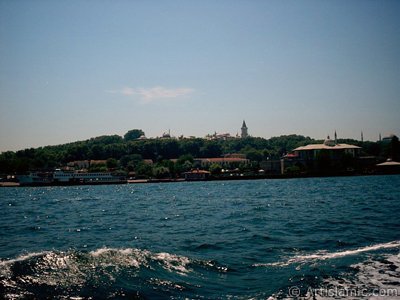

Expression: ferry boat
xmin=53 ymin=169 xmax=127 ymax=185
xmin=18 ymin=169 xmax=127 ymax=186
xmin=17 ymin=172 xmax=54 ymax=186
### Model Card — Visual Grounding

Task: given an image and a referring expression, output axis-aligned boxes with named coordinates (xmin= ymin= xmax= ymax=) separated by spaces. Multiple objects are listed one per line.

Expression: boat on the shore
xmin=17 ymin=169 xmax=127 ymax=186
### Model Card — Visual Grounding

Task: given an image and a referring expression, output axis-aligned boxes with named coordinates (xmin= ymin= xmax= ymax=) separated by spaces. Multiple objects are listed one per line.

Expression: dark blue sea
xmin=1 ymin=175 xmax=400 ymax=299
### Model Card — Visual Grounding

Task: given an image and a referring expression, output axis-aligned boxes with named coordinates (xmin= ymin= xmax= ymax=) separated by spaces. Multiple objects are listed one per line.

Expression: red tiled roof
xmin=198 ymin=158 xmax=249 ymax=163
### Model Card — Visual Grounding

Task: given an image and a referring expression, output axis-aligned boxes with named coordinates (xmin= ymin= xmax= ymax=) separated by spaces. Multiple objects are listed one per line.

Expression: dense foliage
xmin=0 ymin=130 xmax=398 ymax=177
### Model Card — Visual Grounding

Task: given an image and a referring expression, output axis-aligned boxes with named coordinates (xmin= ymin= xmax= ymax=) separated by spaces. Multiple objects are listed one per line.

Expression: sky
xmin=0 ymin=0 xmax=399 ymax=152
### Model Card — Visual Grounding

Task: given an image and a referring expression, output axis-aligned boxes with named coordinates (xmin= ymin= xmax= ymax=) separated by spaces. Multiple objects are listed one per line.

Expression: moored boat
xmin=17 ymin=169 xmax=127 ymax=186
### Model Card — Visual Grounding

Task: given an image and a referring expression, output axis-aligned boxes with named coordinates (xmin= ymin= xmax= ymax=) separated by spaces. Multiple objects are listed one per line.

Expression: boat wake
xmin=264 ymin=243 xmax=400 ymax=299
xmin=254 ymin=240 xmax=400 ymax=267
xmin=0 ymin=247 xmax=228 ymax=299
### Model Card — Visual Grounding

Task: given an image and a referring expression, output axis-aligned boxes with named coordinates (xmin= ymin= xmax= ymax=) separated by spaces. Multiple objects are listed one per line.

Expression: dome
xmin=324 ymin=136 xmax=336 ymax=147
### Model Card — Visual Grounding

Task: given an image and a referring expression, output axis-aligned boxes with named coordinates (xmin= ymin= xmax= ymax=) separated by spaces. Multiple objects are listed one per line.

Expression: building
xmin=205 ymin=132 xmax=234 ymax=141
xmin=183 ymin=170 xmax=210 ymax=181
xmin=194 ymin=155 xmax=250 ymax=169
xmin=67 ymin=160 xmax=90 ymax=169
xmin=382 ymin=134 xmax=398 ymax=143
xmin=376 ymin=159 xmax=400 ymax=174
xmin=282 ymin=136 xmax=361 ymax=174
xmin=66 ymin=160 xmax=108 ymax=170
xmin=161 ymin=130 xmax=172 ymax=139
xmin=205 ymin=120 xmax=249 ymax=140
xmin=241 ymin=120 xmax=248 ymax=138
xmin=259 ymin=160 xmax=282 ymax=175
xmin=292 ymin=137 xmax=361 ymax=160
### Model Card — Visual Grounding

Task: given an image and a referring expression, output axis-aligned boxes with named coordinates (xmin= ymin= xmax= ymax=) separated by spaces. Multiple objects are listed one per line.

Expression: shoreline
xmin=1 ymin=171 xmax=399 ymax=187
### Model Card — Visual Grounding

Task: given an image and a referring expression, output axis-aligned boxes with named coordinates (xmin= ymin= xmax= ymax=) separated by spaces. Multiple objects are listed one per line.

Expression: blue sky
xmin=1 ymin=0 xmax=399 ymax=151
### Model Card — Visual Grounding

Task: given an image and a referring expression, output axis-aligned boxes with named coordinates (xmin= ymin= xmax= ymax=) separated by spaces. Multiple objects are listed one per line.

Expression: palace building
xmin=282 ymin=134 xmax=362 ymax=174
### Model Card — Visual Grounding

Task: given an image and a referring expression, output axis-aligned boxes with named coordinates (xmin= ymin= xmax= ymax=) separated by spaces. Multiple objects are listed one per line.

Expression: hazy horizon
xmin=1 ymin=1 xmax=399 ymax=152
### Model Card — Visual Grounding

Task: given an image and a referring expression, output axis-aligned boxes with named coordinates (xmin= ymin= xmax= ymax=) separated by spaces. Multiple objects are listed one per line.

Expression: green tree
xmin=106 ymin=158 xmax=118 ymax=169
xmin=153 ymin=166 xmax=170 ymax=179
xmin=120 ymin=154 xmax=143 ymax=168
xmin=240 ymin=146 xmax=263 ymax=162
xmin=199 ymin=142 xmax=222 ymax=158
xmin=89 ymin=144 xmax=106 ymax=160
xmin=177 ymin=154 xmax=194 ymax=164
xmin=209 ymin=163 xmax=222 ymax=175
xmin=135 ymin=162 xmax=153 ymax=178
xmin=88 ymin=163 xmax=107 ymax=172
xmin=175 ymin=155 xmax=194 ymax=175
xmin=124 ymin=129 xmax=145 ymax=141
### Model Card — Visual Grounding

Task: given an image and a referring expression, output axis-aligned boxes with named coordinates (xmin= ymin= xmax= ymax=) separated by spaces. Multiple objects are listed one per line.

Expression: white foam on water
xmin=254 ymin=240 xmax=400 ymax=267
xmin=153 ymin=252 xmax=191 ymax=274
xmin=311 ymin=252 xmax=400 ymax=300
xmin=0 ymin=250 xmax=89 ymax=300
xmin=89 ymin=247 xmax=146 ymax=269
xmin=1 ymin=247 xmax=194 ymax=299
xmin=89 ymin=247 xmax=192 ymax=274
xmin=0 ymin=251 xmax=51 ymax=277
xmin=0 ymin=251 xmax=50 ymax=268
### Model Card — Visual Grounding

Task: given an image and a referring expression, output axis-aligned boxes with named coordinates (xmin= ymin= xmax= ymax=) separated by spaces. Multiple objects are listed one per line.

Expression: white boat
xmin=18 ymin=169 xmax=127 ymax=186
xmin=53 ymin=169 xmax=127 ymax=184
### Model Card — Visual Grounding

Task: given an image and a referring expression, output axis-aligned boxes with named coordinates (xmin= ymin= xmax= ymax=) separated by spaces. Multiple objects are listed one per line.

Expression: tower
xmin=361 ymin=131 xmax=364 ymax=142
xmin=241 ymin=120 xmax=248 ymax=138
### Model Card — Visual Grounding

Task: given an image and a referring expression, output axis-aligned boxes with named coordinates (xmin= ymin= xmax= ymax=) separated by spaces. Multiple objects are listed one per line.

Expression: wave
xmin=88 ymin=247 xmax=191 ymax=274
xmin=265 ymin=246 xmax=400 ymax=300
xmin=0 ymin=247 xmax=227 ymax=299
xmin=309 ymin=252 xmax=400 ymax=299
xmin=254 ymin=240 xmax=400 ymax=267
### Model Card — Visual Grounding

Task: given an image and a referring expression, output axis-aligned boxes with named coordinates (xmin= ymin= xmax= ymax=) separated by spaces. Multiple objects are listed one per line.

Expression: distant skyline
xmin=1 ymin=1 xmax=399 ymax=152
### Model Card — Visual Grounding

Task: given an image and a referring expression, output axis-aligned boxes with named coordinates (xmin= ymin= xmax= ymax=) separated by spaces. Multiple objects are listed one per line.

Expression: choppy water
xmin=1 ymin=175 xmax=399 ymax=299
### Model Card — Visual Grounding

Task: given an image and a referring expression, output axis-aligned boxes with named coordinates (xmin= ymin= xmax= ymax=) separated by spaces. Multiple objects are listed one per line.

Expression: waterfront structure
xmin=282 ymin=136 xmax=361 ymax=174
xmin=183 ymin=170 xmax=210 ymax=181
xmin=292 ymin=137 xmax=361 ymax=160
xmin=376 ymin=159 xmax=400 ymax=174
xmin=241 ymin=120 xmax=248 ymax=138
xmin=18 ymin=169 xmax=127 ymax=186
xmin=259 ymin=160 xmax=282 ymax=175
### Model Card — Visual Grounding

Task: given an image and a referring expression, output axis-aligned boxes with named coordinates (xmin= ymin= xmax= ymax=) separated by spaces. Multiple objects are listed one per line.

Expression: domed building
xmin=282 ymin=132 xmax=362 ymax=174
xmin=292 ymin=136 xmax=361 ymax=161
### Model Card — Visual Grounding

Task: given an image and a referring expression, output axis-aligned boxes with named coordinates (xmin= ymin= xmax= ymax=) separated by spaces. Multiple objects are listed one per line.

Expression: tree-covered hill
xmin=0 ymin=129 xmax=396 ymax=175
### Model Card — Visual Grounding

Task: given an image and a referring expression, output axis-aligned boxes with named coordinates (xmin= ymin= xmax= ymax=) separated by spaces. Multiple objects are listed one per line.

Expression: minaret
xmin=361 ymin=131 xmax=364 ymax=142
xmin=334 ymin=130 xmax=337 ymax=144
xmin=241 ymin=120 xmax=248 ymax=138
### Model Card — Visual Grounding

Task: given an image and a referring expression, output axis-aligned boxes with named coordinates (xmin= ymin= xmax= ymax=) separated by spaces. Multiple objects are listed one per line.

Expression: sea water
xmin=1 ymin=175 xmax=399 ymax=299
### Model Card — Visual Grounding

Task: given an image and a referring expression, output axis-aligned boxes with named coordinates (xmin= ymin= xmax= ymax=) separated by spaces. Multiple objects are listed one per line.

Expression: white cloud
xmin=108 ymin=86 xmax=194 ymax=103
